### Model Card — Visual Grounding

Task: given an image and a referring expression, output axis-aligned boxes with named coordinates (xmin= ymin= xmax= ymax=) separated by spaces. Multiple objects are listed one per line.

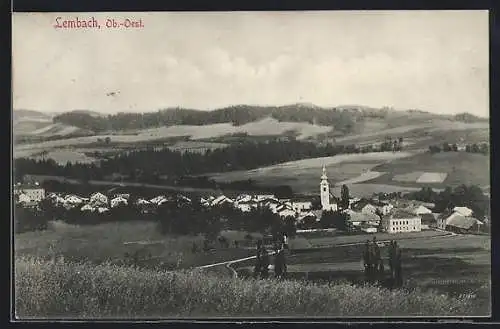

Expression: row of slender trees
xmin=428 ymin=142 xmax=489 ymax=155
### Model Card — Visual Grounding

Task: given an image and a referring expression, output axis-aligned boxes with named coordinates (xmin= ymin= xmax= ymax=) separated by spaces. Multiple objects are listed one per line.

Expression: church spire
xmin=321 ymin=165 xmax=328 ymax=180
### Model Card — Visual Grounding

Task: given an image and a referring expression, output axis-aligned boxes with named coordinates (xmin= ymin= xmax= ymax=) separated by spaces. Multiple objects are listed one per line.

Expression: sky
xmin=12 ymin=10 xmax=489 ymax=117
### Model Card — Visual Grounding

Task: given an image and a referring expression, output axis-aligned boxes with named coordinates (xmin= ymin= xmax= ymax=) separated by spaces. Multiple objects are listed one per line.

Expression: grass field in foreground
xmin=15 ymin=257 xmax=485 ymax=318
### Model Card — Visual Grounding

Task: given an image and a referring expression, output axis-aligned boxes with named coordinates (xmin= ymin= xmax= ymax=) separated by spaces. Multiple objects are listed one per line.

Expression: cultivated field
xmin=210 ymin=152 xmax=430 ymax=197
xmin=29 ymin=150 xmax=98 ymax=165
xmin=210 ymin=149 xmax=489 ymax=196
xmin=367 ymin=152 xmax=490 ymax=188
xmin=210 ymin=152 xmax=418 ymax=196
xmin=13 ymin=117 xmax=332 ymax=154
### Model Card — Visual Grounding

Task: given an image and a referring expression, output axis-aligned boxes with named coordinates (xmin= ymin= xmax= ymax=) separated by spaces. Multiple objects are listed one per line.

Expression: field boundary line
xmin=197 ymin=250 xmax=277 ymax=269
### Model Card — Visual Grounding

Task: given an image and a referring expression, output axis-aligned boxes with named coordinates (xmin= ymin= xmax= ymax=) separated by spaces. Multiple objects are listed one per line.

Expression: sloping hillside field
xmin=210 ymin=151 xmax=489 ymax=196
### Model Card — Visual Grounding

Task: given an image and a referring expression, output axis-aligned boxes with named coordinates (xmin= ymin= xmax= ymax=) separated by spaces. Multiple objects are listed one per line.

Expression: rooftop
xmin=13 ymin=182 xmax=43 ymax=189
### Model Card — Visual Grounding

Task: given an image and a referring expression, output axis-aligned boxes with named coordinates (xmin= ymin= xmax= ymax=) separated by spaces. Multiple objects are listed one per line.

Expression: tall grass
xmin=15 ymin=257 xmax=482 ymax=319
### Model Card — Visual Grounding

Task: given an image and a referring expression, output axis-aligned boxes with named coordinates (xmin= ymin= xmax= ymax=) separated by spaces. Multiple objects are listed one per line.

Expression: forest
xmin=15 ymin=140 xmax=399 ymax=184
xmin=52 ymin=105 xmax=364 ymax=134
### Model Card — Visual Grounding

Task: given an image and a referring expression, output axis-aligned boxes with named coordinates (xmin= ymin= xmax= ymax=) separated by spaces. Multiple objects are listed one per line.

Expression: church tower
xmin=320 ymin=165 xmax=330 ymax=210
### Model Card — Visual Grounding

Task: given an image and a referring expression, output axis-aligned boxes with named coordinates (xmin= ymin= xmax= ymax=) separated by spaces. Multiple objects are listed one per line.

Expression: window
xmin=323 ymin=187 xmax=326 ymax=192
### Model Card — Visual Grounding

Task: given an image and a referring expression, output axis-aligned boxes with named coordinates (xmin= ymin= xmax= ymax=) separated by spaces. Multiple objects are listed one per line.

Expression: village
xmin=13 ymin=165 xmax=488 ymax=236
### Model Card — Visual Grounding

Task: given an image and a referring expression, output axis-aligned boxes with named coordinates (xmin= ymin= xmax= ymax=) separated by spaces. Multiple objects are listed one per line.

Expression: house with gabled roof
xmin=453 ymin=206 xmax=474 ymax=217
xmin=89 ymin=192 xmax=108 ymax=207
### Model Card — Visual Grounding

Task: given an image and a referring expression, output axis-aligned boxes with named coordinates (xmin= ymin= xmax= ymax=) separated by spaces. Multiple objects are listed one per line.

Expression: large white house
xmin=383 ymin=209 xmax=422 ymax=233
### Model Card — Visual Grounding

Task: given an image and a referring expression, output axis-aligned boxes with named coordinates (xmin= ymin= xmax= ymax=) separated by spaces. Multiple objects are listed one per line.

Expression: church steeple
xmin=321 ymin=165 xmax=328 ymax=180
xmin=320 ymin=165 xmax=330 ymax=210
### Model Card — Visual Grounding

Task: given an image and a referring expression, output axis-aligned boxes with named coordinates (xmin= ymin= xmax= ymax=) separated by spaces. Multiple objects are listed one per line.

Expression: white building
xmin=290 ymin=201 xmax=313 ymax=213
xmin=412 ymin=205 xmax=432 ymax=215
xmin=110 ymin=196 xmax=128 ymax=208
xmin=211 ymin=195 xmax=234 ymax=207
xmin=150 ymin=195 xmax=168 ymax=206
xmin=276 ymin=204 xmax=296 ymax=218
xmin=89 ymin=192 xmax=108 ymax=206
xmin=81 ymin=204 xmax=95 ymax=212
xmin=383 ymin=209 xmax=422 ymax=233
xmin=13 ymin=182 xmax=45 ymax=202
xmin=453 ymin=206 xmax=474 ymax=217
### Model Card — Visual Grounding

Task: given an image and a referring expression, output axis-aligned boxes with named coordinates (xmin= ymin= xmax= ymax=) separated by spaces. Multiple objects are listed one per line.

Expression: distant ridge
xmin=13 ymin=104 xmax=488 ymax=138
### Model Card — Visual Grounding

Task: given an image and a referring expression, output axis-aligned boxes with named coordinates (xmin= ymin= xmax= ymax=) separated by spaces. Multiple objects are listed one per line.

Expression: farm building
xmin=235 ymin=194 xmax=252 ymax=203
xmin=81 ymin=204 xmax=95 ymax=212
xmin=110 ymin=196 xmax=128 ymax=208
xmin=13 ymin=182 xmax=45 ymax=202
xmin=420 ymin=213 xmax=438 ymax=230
xmin=445 ymin=214 xmax=483 ymax=234
xmin=453 ymin=206 xmax=474 ymax=217
xmin=89 ymin=192 xmax=108 ymax=207
xmin=346 ymin=210 xmax=380 ymax=227
xmin=360 ymin=223 xmax=378 ymax=233
xmin=234 ymin=201 xmax=255 ymax=213
xmin=275 ymin=204 xmax=296 ymax=218
xmin=150 ymin=195 xmax=168 ymax=206
xmin=383 ymin=209 xmax=422 ymax=233
xmin=211 ymin=195 xmax=234 ymax=207
xmin=297 ymin=211 xmax=321 ymax=223
xmin=290 ymin=200 xmax=313 ymax=212
xmin=411 ymin=205 xmax=433 ymax=215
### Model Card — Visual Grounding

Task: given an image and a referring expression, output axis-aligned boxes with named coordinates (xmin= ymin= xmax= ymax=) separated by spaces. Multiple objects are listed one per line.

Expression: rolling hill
xmin=13 ymin=109 xmax=94 ymax=140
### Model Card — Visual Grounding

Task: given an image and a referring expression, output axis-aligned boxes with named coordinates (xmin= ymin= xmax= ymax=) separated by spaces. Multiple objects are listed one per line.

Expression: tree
xmin=452 ymin=143 xmax=458 ymax=152
xmin=283 ymin=216 xmax=297 ymax=237
xmin=442 ymin=143 xmax=451 ymax=152
xmin=375 ymin=208 xmax=384 ymax=230
xmin=341 ymin=184 xmax=350 ymax=210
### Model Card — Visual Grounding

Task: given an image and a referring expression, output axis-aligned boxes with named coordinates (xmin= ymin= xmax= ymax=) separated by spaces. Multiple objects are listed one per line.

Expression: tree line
xmin=14 ymin=140 xmax=395 ymax=184
xmin=52 ymin=105 xmax=361 ymax=134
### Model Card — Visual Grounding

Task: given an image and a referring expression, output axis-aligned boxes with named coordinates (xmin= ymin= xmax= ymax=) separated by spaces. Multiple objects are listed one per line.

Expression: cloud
xmin=12 ymin=11 xmax=489 ymax=116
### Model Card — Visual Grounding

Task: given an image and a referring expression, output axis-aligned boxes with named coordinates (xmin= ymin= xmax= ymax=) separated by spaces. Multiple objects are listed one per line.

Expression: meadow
xmin=367 ymin=152 xmax=490 ymax=188
xmin=14 ymin=221 xmax=257 ymax=270
xmin=235 ymin=234 xmax=490 ymax=315
xmin=14 ymin=117 xmax=332 ymax=154
xmin=209 ymin=152 xmax=417 ymax=195
xmin=13 ymin=220 xmax=491 ymax=318
xmin=15 ymin=256 xmax=484 ymax=318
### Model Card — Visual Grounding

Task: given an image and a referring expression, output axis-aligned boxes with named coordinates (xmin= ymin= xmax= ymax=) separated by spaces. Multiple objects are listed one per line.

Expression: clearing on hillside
xmin=367 ymin=152 xmax=490 ymax=188
xmin=210 ymin=152 xmax=417 ymax=195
